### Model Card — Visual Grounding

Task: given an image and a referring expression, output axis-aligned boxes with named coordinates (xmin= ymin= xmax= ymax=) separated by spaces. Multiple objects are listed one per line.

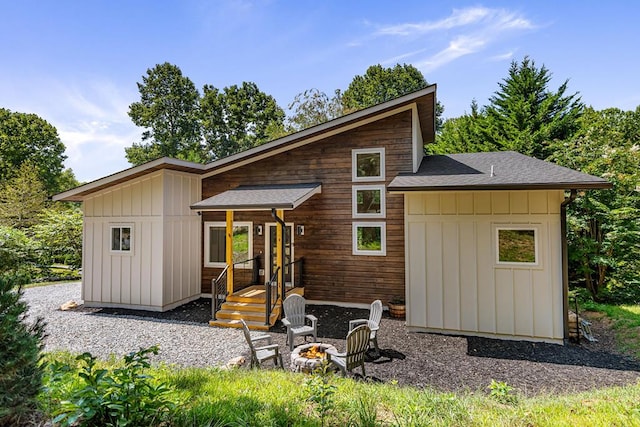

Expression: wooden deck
xmin=209 ymin=285 xmax=304 ymax=330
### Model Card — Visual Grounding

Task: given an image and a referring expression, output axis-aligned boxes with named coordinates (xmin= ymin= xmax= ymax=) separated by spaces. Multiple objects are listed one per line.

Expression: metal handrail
xmin=211 ymin=264 xmax=229 ymax=321
xmin=265 ymin=267 xmax=280 ymax=325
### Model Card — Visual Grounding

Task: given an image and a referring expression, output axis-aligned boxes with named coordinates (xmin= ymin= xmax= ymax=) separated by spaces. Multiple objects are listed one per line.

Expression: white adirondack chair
xmin=240 ymin=319 xmax=283 ymax=369
xmin=326 ymin=325 xmax=371 ymax=376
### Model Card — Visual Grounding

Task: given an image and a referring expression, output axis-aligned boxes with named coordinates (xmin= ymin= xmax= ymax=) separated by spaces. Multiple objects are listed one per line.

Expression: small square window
xmin=352 ymin=148 xmax=385 ymax=182
xmin=352 ymin=185 xmax=385 ymax=218
xmin=353 ymin=222 xmax=386 ymax=256
xmin=496 ymin=227 xmax=538 ymax=265
xmin=110 ymin=225 xmax=132 ymax=253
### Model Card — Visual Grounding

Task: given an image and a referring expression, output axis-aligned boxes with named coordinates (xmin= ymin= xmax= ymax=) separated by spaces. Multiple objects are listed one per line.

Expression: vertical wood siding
xmin=405 ymin=190 xmax=564 ymax=342
xmin=82 ymin=170 xmax=201 ymax=311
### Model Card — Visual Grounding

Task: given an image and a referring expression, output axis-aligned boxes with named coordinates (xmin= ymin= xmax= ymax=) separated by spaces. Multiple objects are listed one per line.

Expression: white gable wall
xmin=82 ymin=170 xmax=201 ymax=311
xmin=405 ymin=190 xmax=564 ymax=343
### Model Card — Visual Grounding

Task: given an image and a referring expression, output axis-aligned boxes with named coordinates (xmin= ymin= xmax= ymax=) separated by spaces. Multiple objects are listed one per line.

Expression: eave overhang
xmin=190 ymin=183 xmax=322 ymax=211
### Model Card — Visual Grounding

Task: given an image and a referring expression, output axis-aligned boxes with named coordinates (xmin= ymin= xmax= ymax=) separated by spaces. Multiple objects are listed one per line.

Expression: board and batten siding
xmin=405 ymin=190 xmax=564 ymax=343
xmin=82 ymin=170 xmax=202 ymax=311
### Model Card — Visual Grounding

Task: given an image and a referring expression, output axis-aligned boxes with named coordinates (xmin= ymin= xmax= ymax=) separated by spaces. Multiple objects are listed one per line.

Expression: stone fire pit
xmin=290 ymin=343 xmax=337 ymax=373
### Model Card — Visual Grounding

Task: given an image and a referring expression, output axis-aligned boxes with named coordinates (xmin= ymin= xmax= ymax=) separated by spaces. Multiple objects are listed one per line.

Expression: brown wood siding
xmin=201 ymin=111 xmax=414 ymax=304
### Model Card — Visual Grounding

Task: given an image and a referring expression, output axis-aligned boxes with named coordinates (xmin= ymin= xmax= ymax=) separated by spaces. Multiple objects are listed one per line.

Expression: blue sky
xmin=2 ymin=1 xmax=639 ymax=183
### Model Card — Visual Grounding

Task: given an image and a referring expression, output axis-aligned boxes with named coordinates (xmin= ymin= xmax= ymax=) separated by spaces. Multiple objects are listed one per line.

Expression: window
xmin=352 ymin=185 xmax=385 ymax=218
xmin=110 ymin=225 xmax=132 ymax=253
xmin=496 ymin=226 xmax=538 ymax=265
xmin=353 ymin=222 xmax=386 ymax=256
xmin=352 ymin=148 xmax=385 ymax=182
xmin=204 ymin=222 xmax=252 ymax=267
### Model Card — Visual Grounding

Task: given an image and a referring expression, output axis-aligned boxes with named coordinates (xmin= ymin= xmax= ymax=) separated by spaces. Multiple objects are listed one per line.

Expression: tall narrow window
xmin=204 ymin=221 xmax=252 ymax=267
xmin=110 ymin=225 xmax=132 ymax=253
xmin=352 ymin=148 xmax=385 ymax=182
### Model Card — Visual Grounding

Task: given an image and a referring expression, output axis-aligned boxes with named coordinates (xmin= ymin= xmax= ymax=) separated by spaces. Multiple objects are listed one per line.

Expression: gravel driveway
xmin=24 ymin=282 xmax=640 ymax=396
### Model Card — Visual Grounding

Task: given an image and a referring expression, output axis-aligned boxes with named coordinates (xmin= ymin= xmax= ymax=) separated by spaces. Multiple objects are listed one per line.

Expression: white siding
xmin=405 ymin=190 xmax=565 ymax=343
xmin=81 ymin=170 xmax=202 ymax=311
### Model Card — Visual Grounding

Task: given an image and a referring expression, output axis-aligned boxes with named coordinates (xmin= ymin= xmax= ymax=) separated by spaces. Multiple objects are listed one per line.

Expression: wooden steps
xmin=209 ymin=285 xmax=303 ymax=330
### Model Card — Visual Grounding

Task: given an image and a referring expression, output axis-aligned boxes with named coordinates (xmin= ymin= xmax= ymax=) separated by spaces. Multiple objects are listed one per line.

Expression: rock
xmin=223 ymin=356 xmax=245 ymax=369
xmin=60 ymin=300 xmax=78 ymax=311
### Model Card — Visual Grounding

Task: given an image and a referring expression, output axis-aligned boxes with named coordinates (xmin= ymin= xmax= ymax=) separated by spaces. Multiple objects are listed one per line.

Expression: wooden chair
xmin=240 ymin=319 xmax=283 ymax=369
xmin=326 ymin=325 xmax=371 ymax=376
xmin=282 ymin=294 xmax=318 ymax=351
xmin=349 ymin=299 xmax=382 ymax=356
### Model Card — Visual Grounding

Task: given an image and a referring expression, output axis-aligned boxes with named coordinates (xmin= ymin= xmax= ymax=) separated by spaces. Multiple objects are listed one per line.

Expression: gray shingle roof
xmin=191 ymin=183 xmax=322 ymax=211
xmin=388 ymin=151 xmax=611 ymax=191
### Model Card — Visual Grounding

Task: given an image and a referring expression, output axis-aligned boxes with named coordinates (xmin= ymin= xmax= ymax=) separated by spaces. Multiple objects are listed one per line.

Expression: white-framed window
xmin=352 ymin=222 xmax=386 ymax=256
xmin=352 ymin=148 xmax=385 ymax=182
xmin=204 ymin=221 xmax=253 ymax=268
xmin=110 ymin=225 xmax=133 ymax=253
xmin=495 ymin=225 xmax=539 ymax=265
xmin=352 ymin=184 xmax=385 ymax=218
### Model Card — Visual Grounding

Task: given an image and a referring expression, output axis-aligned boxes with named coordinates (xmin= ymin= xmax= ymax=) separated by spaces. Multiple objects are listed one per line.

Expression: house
xmin=54 ymin=85 xmax=611 ymax=343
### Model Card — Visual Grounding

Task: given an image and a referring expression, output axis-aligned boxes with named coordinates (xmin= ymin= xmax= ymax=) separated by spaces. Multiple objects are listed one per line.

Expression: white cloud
xmin=370 ymin=7 xmax=536 ymax=72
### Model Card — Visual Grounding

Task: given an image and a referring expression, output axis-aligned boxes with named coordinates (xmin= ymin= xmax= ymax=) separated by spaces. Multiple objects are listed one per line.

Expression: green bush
xmin=0 ymin=274 xmax=46 ymax=425
xmin=0 ymin=226 xmax=37 ymax=278
xmin=48 ymin=346 xmax=177 ymax=427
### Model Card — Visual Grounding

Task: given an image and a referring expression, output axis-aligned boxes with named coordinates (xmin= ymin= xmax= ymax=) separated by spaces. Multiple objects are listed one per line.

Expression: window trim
xmin=495 ymin=225 xmax=540 ymax=266
xmin=110 ymin=224 xmax=133 ymax=254
xmin=352 ymin=184 xmax=386 ymax=218
xmin=204 ymin=221 xmax=253 ymax=268
xmin=352 ymin=221 xmax=387 ymax=256
xmin=352 ymin=147 xmax=385 ymax=182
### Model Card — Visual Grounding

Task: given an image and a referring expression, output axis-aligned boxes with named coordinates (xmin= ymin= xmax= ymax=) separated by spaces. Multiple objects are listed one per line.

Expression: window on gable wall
xmin=110 ymin=225 xmax=132 ymax=253
xmin=204 ymin=221 xmax=252 ymax=267
xmin=352 ymin=147 xmax=387 ymax=256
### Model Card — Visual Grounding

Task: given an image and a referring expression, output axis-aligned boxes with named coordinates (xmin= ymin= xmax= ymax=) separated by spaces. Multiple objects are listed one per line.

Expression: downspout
xmin=271 ymin=208 xmax=287 ymax=301
xmin=561 ymin=189 xmax=578 ymax=343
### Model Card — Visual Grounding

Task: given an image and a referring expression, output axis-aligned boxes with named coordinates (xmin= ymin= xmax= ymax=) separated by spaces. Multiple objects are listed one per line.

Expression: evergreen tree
xmin=0 ymin=274 xmax=46 ymax=425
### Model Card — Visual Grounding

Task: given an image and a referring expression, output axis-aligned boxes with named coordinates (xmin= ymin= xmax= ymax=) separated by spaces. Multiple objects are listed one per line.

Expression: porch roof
xmin=388 ymin=151 xmax=612 ymax=191
xmin=190 ymin=182 xmax=322 ymax=211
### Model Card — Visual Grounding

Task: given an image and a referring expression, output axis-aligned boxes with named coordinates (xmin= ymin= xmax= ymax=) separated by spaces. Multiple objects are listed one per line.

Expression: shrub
xmin=0 ymin=274 xmax=46 ymax=425
xmin=49 ymin=346 xmax=177 ymax=426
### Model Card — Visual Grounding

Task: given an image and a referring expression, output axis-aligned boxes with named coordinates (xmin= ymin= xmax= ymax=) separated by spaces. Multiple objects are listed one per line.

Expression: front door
xmin=266 ymin=223 xmax=294 ymax=286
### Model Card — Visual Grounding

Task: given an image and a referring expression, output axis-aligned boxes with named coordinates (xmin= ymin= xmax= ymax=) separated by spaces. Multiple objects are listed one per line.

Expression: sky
xmin=2 ymin=1 xmax=639 ymax=184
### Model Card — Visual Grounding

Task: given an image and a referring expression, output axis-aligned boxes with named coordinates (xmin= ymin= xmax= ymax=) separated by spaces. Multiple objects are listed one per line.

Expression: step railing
xmin=211 ymin=264 xmax=229 ymax=321
xmin=264 ymin=267 xmax=279 ymax=325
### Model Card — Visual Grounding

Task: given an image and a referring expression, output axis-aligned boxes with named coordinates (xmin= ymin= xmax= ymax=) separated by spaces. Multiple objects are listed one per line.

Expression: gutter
xmin=561 ymin=189 xmax=578 ymax=343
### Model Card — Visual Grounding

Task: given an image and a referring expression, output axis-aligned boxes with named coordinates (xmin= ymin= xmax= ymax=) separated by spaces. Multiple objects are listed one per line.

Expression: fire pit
xmin=290 ymin=343 xmax=337 ymax=373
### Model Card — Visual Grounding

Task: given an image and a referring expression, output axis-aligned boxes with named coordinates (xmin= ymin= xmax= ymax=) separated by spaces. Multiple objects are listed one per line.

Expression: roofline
xmin=201 ymin=85 xmax=437 ymax=178
xmin=190 ymin=183 xmax=322 ymax=211
xmin=388 ymin=181 xmax=613 ymax=193
xmin=53 ymin=157 xmax=206 ymax=201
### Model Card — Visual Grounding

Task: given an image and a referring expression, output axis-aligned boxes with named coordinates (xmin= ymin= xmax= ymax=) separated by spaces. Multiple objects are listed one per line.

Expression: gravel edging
xmin=24 ymin=282 xmax=640 ymax=396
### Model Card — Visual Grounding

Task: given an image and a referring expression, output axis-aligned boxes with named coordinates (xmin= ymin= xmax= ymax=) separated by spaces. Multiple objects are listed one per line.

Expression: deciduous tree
xmin=126 ymin=62 xmax=204 ymax=165
xmin=0 ymin=161 xmax=48 ymax=229
xmin=286 ymin=88 xmax=344 ymax=132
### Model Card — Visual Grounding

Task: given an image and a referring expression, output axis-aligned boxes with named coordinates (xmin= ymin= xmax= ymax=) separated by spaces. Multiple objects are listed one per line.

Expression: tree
xmin=286 ymin=88 xmax=344 ymax=132
xmin=200 ymin=82 xmax=285 ymax=160
xmin=342 ymin=64 xmax=444 ymax=129
xmin=0 ymin=161 xmax=48 ymax=229
xmin=483 ymin=56 xmax=584 ymax=159
xmin=429 ymin=100 xmax=497 ymax=154
xmin=32 ymin=207 xmax=83 ymax=268
xmin=0 ymin=108 xmax=67 ymax=194
xmin=0 ymin=274 xmax=46 ymax=426
xmin=126 ymin=62 xmax=204 ymax=165
xmin=549 ymin=107 xmax=640 ymax=302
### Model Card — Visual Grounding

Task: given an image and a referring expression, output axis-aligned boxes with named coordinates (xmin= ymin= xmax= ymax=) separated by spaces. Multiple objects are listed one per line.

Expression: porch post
xmin=276 ymin=209 xmax=284 ymax=300
xmin=226 ymin=210 xmax=234 ymax=295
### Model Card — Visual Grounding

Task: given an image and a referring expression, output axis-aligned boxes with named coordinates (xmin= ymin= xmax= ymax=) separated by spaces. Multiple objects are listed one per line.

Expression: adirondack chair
xmin=349 ymin=299 xmax=382 ymax=356
xmin=241 ymin=319 xmax=283 ymax=369
xmin=326 ymin=325 xmax=371 ymax=376
xmin=282 ymin=294 xmax=318 ymax=351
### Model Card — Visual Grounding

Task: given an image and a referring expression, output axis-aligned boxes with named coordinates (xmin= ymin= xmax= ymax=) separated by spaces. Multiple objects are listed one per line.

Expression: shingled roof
xmin=388 ymin=151 xmax=612 ymax=191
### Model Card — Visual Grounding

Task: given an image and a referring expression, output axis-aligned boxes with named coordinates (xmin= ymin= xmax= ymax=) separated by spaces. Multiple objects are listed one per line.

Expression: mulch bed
xmin=98 ymin=298 xmax=640 ymax=396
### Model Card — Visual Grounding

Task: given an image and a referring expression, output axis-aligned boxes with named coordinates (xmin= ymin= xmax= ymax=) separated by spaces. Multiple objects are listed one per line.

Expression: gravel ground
xmin=24 ymin=282 xmax=640 ymax=396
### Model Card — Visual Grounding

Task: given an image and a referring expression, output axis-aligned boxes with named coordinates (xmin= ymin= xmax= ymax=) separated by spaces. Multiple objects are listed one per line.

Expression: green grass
xmin=581 ymin=301 xmax=640 ymax=358
xmin=41 ymin=352 xmax=640 ymax=427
